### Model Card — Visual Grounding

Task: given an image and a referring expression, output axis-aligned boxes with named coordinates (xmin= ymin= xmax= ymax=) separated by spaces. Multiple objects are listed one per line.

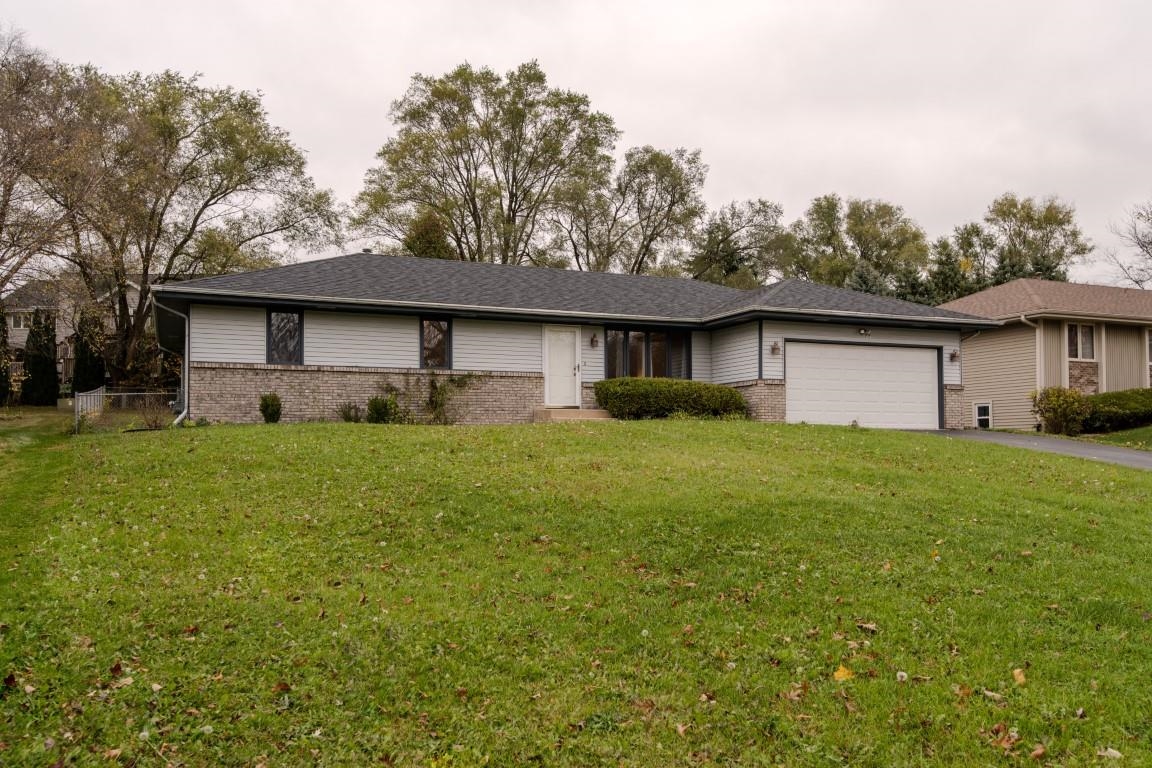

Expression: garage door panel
xmin=785 ymin=343 xmax=939 ymax=429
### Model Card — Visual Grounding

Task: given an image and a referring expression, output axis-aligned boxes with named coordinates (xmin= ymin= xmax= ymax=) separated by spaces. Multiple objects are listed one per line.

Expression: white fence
xmin=74 ymin=386 xmax=177 ymax=433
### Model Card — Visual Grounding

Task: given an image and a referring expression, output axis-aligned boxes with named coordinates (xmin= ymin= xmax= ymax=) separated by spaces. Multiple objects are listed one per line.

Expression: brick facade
xmin=190 ymin=362 xmax=544 ymax=425
xmin=1068 ymin=360 xmax=1099 ymax=395
xmin=944 ymin=384 xmax=964 ymax=430
xmin=730 ymin=379 xmax=786 ymax=422
xmin=582 ymin=382 xmax=598 ymax=409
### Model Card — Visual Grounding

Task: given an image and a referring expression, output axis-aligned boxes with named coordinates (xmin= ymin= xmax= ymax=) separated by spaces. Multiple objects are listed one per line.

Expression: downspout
xmin=155 ymin=302 xmax=190 ymax=426
xmin=1018 ymin=314 xmax=1037 ymax=328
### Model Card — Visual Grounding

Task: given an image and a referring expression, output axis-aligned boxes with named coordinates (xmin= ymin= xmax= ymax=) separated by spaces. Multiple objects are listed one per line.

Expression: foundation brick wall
xmin=944 ymin=384 xmax=964 ymax=430
xmin=730 ymin=379 xmax=786 ymax=422
xmin=1068 ymin=361 xmax=1099 ymax=395
xmin=581 ymin=383 xmax=599 ymax=409
xmin=190 ymin=362 xmax=544 ymax=425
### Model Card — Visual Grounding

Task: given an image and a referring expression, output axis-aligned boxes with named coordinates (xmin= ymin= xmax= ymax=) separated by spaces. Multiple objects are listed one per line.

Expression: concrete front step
xmin=532 ymin=408 xmax=614 ymax=423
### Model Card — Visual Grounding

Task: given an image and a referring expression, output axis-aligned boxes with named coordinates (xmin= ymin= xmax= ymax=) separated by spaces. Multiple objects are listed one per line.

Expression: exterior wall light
xmin=590 ymin=333 xmax=599 ymax=348
xmin=949 ymin=348 xmax=960 ymax=362
xmin=770 ymin=341 xmax=781 ymax=355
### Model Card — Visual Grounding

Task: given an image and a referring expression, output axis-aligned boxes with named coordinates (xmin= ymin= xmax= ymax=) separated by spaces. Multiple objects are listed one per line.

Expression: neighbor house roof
xmin=154 ymin=252 xmax=995 ymax=329
xmin=940 ymin=278 xmax=1152 ymax=323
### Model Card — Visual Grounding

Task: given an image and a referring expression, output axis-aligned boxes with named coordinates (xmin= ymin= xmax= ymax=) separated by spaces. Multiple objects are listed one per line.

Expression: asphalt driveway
xmin=936 ymin=430 xmax=1152 ymax=471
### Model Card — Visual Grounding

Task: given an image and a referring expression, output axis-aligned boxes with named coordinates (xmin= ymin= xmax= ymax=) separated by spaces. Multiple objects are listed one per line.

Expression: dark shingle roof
xmin=155 ymin=252 xmax=994 ymax=327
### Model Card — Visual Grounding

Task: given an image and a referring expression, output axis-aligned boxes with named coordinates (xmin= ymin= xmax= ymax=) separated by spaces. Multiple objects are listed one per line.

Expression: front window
xmin=8 ymin=312 xmax=33 ymax=330
xmin=421 ymin=318 xmax=450 ymax=368
xmin=604 ymin=329 xmax=690 ymax=378
xmin=268 ymin=311 xmax=303 ymax=365
xmin=974 ymin=403 xmax=992 ymax=429
xmin=1068 ymin=323 xmax=1095 ymax=360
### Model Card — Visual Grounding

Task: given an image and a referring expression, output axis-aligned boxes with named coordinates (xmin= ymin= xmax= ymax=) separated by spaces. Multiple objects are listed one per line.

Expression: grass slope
xmin=1086 ymin=425 xmax=1152 ymax=451
xmin=2 ymin=418 xmax=1152 ymax=766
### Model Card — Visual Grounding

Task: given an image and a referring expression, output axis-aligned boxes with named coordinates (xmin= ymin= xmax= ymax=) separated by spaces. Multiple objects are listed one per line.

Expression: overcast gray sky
xmin=4 ymin=0 xmax=1150 ymax=282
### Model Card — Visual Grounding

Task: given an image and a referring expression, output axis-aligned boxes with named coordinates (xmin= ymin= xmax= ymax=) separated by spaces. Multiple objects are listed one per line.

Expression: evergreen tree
xmin=926 ymin=240 xmax=974 ymax=304
xmin=20 ymin=308 xmax=59 ymax=405
xmin=0 ymin=302 xmax=11 ymax=405
xmin=71 ymin=307 xmax=106 ymax=393
xmin=844 ymin=260 xmax=890 ymax=296
xmin=892 ymin=264 xmax=934 ymax=305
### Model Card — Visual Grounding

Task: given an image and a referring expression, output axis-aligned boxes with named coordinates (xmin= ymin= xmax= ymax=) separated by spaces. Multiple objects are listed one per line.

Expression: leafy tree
xmin=552 ymin=146 xmax=706 ymax=274
xmin=1108 ymin=201 xmax=1152 ymax=288
xmin=0 ymin=30 xmax=101 ymax=292
xmin=402 ymin=208 xmax=457 ymax=260
xmin=982 ymin=193 xmax=1091 ymax=284
xmin=779 ymin=195 xmax=929 ymax=291
xmin=355 ymin=61 xmax=618 ymax=266
xmin=20 ymin=307 xmax=57 ymax=405
xmin=684 ymin=199 xmax=784 ymax=287
xmin=70 ymin=305 xmax=105 ymax=392
xmin=0 ymin=300 xmax=10 ymax=405
xmin=37 ymin=69 xmax=341 ymax=384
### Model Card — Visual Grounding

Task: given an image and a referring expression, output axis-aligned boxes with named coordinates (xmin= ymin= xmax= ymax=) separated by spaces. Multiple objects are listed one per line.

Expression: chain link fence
xmin=74 ymin=386 xmax=178 ymax=433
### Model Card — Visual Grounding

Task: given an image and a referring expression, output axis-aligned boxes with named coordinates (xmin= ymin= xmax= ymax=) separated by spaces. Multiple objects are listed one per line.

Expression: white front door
xmin=544 ymin=326 xmax=581 ymax=407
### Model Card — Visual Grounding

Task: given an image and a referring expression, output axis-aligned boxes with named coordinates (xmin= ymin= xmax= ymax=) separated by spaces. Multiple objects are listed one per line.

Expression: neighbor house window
xmin=974 ymin=403 xmax=992 ymax=430
xmin=421 ymin=318 xmax=450 ymax=368
xmin=604 ymin=329 xmax=690 ymax=378
xmin=1067 ymin=323 xmax=1094 ymax=360
xmin=267 ymin=311 xmax=303 ymax=365
xmin=8 ymin=312 xmax=32 ymax=330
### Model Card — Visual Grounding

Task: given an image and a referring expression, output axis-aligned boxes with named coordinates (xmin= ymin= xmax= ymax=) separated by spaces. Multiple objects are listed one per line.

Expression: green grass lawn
xmin=3 ymin=415 xmax=1152 ymax=766
xmin=1085 ymin=425 xmax=1152 ymax=451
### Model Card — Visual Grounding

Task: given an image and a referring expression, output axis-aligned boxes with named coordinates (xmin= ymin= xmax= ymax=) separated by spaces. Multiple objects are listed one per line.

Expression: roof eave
xmin=1013 ymin=310 xmax=1152 ymax=325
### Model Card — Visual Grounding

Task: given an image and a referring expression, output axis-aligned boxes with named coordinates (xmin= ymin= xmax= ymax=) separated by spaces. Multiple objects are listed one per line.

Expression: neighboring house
xmin=152 ymin=251 xmax=996 ymax=428
xmin=2 ymin=280 xmax=76 ymax=383
xmin=940 ymin=278 xmax=1152 ymax=430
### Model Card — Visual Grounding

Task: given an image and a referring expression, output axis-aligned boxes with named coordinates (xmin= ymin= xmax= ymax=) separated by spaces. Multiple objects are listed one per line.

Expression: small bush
xmin=594 ymin=378 xmax=748 ymax=420
xmin=259 ymin=392 xmax=282 ymax=424
xmin=336 ymin=402 xmax=363 ymax=423
xmin=1031 ymin=387 xmax=1091 ymax=435
xmin=366 ymin=394 xmax=401 ymax=424
xmin=1082 ymin=388 xmax=1152 ymax=434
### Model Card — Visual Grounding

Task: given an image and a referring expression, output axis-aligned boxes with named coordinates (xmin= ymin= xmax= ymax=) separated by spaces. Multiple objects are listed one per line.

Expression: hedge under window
xmin=268 ymin=311 xmax=303 ymax=365
xmin=421 ymin=318 xmax=450 ymax=368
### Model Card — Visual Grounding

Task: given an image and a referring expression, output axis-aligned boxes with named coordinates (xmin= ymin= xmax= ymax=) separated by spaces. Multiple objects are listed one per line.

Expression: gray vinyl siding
xmin=711 ymin=323 xmax=759 ymax=383
xmin=1104 ymin=324 xmax=1145 ymax=391
xmin=691 ymin=331 xmax=712 ymax=382
xmin=303 ymin=311 xmax=418 ymax=368
xmin=960 ymin=323 xmax=1036 ymax=429
xmin=581 ymin=326 xmax=605 ymax=382
xmin=761 ymin=321 xmax=962 ymax=385
xmin=189 ymin=304 xmax=266 ymax=363
xmin=1039 ymin=320 xmax=1063 ymax=388
xmin=453 ymin=319 xmax=542 ymax=373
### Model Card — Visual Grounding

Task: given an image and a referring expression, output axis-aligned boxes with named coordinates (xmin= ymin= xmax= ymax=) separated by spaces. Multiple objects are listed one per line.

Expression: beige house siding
xmin=1039 ymin=320 xmax=1063 ymax=388
xmin=1104 ymin=324 xmax=1145 ymax=392
xmin=960 ymin=323 xmax=1037 ymax=429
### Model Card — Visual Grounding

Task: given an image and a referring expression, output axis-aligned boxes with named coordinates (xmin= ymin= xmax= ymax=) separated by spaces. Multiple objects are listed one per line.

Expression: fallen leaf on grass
xmin=1013 ymin=668 xmax=1027 ymax=686
xmin=1097 ymin=747 xmax=1123 ymax=759
xmin=833 ymin=664 xmax=854 ymax=682
xmin=109 ymin=676 xmax=134 ymax=690
xmin=982 ymin=688 xmax=1005 ymax=702
xmin=1029 ymin=744 xmax=1046 ymax=760
xmin=103 ymin=748 xmax=122 ymax=759
xmin=855 ymin=622 xmax=879 ymax=633
xmin=109 ymin=662 xmax=122 ymax=677
xmin=675 ymin=723 xmax=689 ymax=736
xmin=24 ymin=685 xmax=35 ymax=694
xmin=150 ymin=683 xmax=162 ymax=693
xmin=272 ymin=682 xmax=291 ymax=693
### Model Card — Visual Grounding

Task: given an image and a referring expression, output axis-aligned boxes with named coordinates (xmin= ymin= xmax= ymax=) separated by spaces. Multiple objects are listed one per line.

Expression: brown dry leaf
xmin=833 ymin=664 xmax=854 ymax=682
xmin=855 ymin=622 xmax=879 ymax=634
xmin=1020 ymin=550 xmax=1033 ymax=557
xmin=109 ymin=661 xmax=123 ymax=677
xmin=1097 ymin=747 xmax=1123 ymax=759
xmin=675 ymin=723 xmax=689 ymax=736
xmin=881 ymin=560 xmax=892 ymax=572
xmin=1013 ymin=668 xmax=1027 ymax=686
xmin=23 ymin=684 xmax=35 ymax=694
xmin=103 ymin=747 xmax=123 ymax=759
xmin=838 ymin=689 xmax=858 ymax=713
xmin=1029 ymin=744 xmax=1046 ymax=760
xmin=782 ymin=682 xmax=806 ymax=702
xmin=110 ymin=676 xmax=134 ymax=690
xmin=982 ymin=688 xmax=1005 ymax=702
xmin=272 ymin=682 xmax=291 ymax=693
xmin=952 ymin=684 xmax=973 ymax=699
xmin=151 ymin=683 xmax=163 ymax=693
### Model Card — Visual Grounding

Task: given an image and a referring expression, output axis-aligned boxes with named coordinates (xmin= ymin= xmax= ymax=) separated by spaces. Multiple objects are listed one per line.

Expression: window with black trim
xmin=268 ymin=311 xmax=303 ymax=365
xmin=421 ymin=318 xmax=450 ymax=368
xmin=1067 ymin=323 xmax=1094 ymax=360
xmin=604 ymin=329 xmax=690 ymax=379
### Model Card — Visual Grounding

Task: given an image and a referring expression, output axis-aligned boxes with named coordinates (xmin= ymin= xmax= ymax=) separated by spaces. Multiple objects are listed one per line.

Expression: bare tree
xmin=1108 ymin=201 xmax=1152 ymax=288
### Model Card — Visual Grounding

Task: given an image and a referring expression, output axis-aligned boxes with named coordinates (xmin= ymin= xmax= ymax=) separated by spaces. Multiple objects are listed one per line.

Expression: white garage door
xmin=786 ymin=343 xmax=940 ymax=429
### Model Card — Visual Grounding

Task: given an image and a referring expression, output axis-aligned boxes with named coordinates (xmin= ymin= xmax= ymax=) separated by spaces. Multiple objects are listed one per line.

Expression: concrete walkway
xmin=935 ymin=430 xmax=1152 ymax=471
